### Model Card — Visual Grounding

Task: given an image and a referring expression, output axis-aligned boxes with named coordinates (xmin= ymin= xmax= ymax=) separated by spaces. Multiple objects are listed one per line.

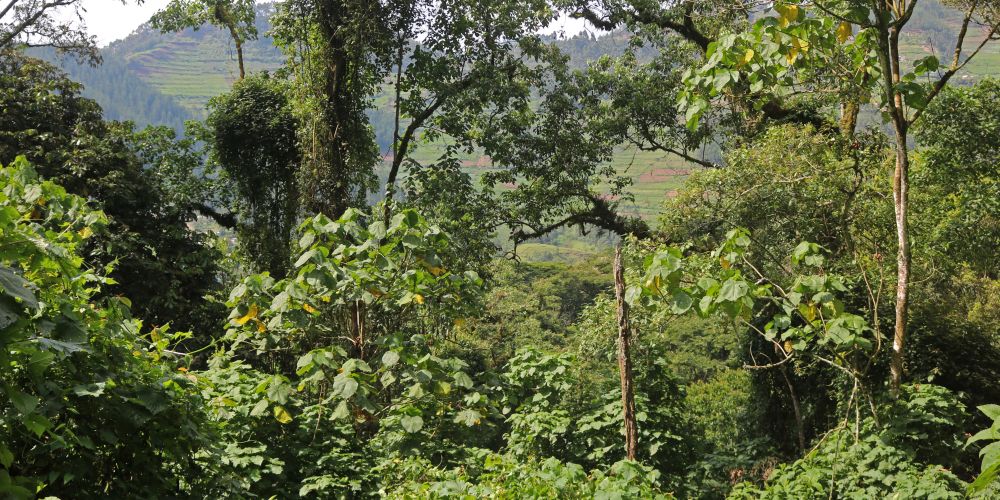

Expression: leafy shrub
xmin=202 ymin=207 xmax=493 ymax=496
xmin=386 ymin=453 xmax=673 ymax=498
xmin=729 ymin=384 xmax=968 ymax=499
xmin=684 ymin=369 xmax=778 ymax=498
xmin=500 ymin=348 xmax=575 ymax=458
xmin=0 ymin=158 xmax=216 ymax=498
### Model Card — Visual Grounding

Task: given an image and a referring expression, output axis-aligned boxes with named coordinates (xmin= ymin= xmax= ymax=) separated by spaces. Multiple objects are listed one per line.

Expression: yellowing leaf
xmin=786 ymin=44 xmax=800 ymax=65
xmin=78 ymin=226 xmax=93 ymax=239
xmin=413 ymin=294 xmax=425 ymax=305
xmin=429 ymin=266 xmax=446 ymax=276
xmin=836 ymin=21 xmax=852 ymax=43
xmin=303 ymin=303 xmax=318 ymax=314
xmin=799 ymin=302 xmax=817 ymax=322
xmin=737 ymin=48 xmax=754 ymax=67
xmin=784 ymin=340 xmax=794 ymax=353
xmin=321 ymin=295 xmax=331 ymax=303
xmin=796 ymin=37 xmax=809 ymax=53
xmin=776 ymin=4 xmax=800 ymax=28
xmin=255 ymin=319 xmax=266 ymax=333
xmin=235 ymin=304 xmax=258 ymax=326
xmin=367 ymin=287 xmax=384 ymax=298
xmin=273 ymin=405 xmax=292 ymax=424
xmin=644 ymin=275 xmax=662 ymax=292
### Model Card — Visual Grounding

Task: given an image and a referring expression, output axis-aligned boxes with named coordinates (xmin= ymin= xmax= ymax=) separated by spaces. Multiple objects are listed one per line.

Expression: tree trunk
xmin=872 ymin=11 xmax=911 ymax=398
xmin=889 ymin=125 xmax=910 ymax=396
xmin=235 ymin=39 xmax=245 ymax=80
xmin=308 ymin=0 xmax=357 ymax=219
xmin=614 ymin=243 xmax=638 ymax=461
xmin=840 ymin=100 xmax=859 ymax=138
xmin=220 ymin=14 xmax=245 ymax=80
xmin=887 ymin=25 xmax=910 ymax=398
xmin=779 ymin=361 xmax=806 ymax=452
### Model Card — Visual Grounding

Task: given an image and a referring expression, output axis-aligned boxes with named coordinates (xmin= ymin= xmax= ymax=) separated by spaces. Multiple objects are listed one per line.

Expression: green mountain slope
xmin=30 ymin=46 xmax=192 ymax=133
xmin=105 ymin=4 xmax=285 ymax=117
xmin=42 ymin=0 xmax=999 ymax=222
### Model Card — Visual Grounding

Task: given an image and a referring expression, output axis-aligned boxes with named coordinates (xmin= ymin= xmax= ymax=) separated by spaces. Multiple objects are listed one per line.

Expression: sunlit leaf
xmin=400 ymin=415 xmax=423 ymax=433
xmin=235 ymin=304 xmax=259 ymax=326
xmin=273 ymin=405 xmax=293 ymax=424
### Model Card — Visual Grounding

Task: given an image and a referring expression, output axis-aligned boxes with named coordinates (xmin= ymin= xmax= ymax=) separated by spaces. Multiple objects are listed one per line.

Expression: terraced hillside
xmin=899 ymin=0 xmax=1000 ymax=80
xmin=104 ymin=4 xmax=285 ymax=117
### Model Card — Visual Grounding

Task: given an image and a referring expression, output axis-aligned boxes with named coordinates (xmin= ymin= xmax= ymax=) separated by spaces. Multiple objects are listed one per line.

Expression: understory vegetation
xmin=1 ymin=0 xmax=1000 ymax=498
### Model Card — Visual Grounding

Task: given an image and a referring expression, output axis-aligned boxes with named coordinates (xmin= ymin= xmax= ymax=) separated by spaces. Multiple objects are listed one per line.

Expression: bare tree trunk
xmin=889 ymin=124 xmax=910 ymax=397
xmin=235 ymin=38 xmax=245 ymax=80
xmin=220 ymin=16 xmax=245 ymax=80
xmin=381 ymin=39 xmax=405 ymax=226
xmin=872 ymin=9 xmax=911 ymax=398
xmin=614 ymin=243 xmax=638 ymax=461
xmin=887 ymin=24 xmax=910 ymax=398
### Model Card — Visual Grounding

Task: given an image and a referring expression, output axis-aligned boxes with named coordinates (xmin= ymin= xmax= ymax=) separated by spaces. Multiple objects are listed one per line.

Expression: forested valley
xmin=1 ymin=0 xmax=1000 ymax=498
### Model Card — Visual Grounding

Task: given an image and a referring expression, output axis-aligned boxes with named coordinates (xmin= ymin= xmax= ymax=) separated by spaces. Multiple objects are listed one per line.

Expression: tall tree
xmin=614 ymin=243 xmax=638 ymax=460
xmin=205 ymin=72 xmax=300 ymax=278
xmin=271 ymin=0 xmax=560 ymax=238
xmin=845 ymin=0 xmax=999 ymax=395
xmin=270 ymin=0 xmax=387 ymax=219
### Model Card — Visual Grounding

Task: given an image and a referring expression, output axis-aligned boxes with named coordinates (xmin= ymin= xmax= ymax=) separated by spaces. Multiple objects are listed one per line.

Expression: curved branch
xmin=193 ymin=203 xmax=237 ymax=229
xmin=572 ymin=3 xmax=710 ymax=52
xmin=510 ymin=191 xmax=650 ymax=243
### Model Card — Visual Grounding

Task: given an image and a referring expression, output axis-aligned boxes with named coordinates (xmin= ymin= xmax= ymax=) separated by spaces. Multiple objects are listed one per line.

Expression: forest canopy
xmin=1 ymin=0 xmax=999 ymax=498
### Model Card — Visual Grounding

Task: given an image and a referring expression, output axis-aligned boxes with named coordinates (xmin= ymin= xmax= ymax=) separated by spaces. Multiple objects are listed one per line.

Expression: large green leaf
xmin=0 ymin=267 xmax=36 ymax=309
xmin=400 ymin=415 xmax=424 ymax=433
xmin=0 ymin=295 xmax=21 ymax=330
xmin=7 ymin=390 xmax=38 ymax=416
xmin=333 ymin=375 xmax=359 ymax=399
xmin=717 ymin=279 xmax=749 ymax=303
xmin=0 ymin=443 xmax=12 ymax=469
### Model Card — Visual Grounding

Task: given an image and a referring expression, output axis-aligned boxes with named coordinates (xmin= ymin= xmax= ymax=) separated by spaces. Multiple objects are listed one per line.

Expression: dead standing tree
xmin=614 ymin=243 xmax=638 ymax=460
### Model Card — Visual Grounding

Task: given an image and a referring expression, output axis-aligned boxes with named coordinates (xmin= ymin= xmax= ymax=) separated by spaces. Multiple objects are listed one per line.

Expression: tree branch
xmin=910 ymin=6 xmax=997 ymax=124
xmin=510 ymin=191 xmax=650 ymax=243
xmin=573 ymin=3 xmax=710 ymax=52
xmin=193 ymin=203 xmax=237 ymax=229
xmin=0 ymin=0 xmax=74 ymax=48
xmin=384 ymin=71 xmax=481 ymax=199
xmin=0 ymin=0 xmax=20 ymax=21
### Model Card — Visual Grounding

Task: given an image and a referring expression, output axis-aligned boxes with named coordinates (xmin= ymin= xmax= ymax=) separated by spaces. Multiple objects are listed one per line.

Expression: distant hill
xmin=30 ymin=46 xmax=193 ymax=133
xmin=898 ymin=0 xmax=1000 ymax=81
xmin=33 ymin=4 xmax=284 ymax=132
xmin=34 ymin=0 xmax=1000 ymax=219
xmin=104 ymin=3 xmax=286 ymax=117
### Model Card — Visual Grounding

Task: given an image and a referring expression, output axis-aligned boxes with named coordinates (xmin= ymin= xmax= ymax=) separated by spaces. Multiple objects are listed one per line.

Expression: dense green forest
xmin=1 ymin=0 xmax=1000 ymax=498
